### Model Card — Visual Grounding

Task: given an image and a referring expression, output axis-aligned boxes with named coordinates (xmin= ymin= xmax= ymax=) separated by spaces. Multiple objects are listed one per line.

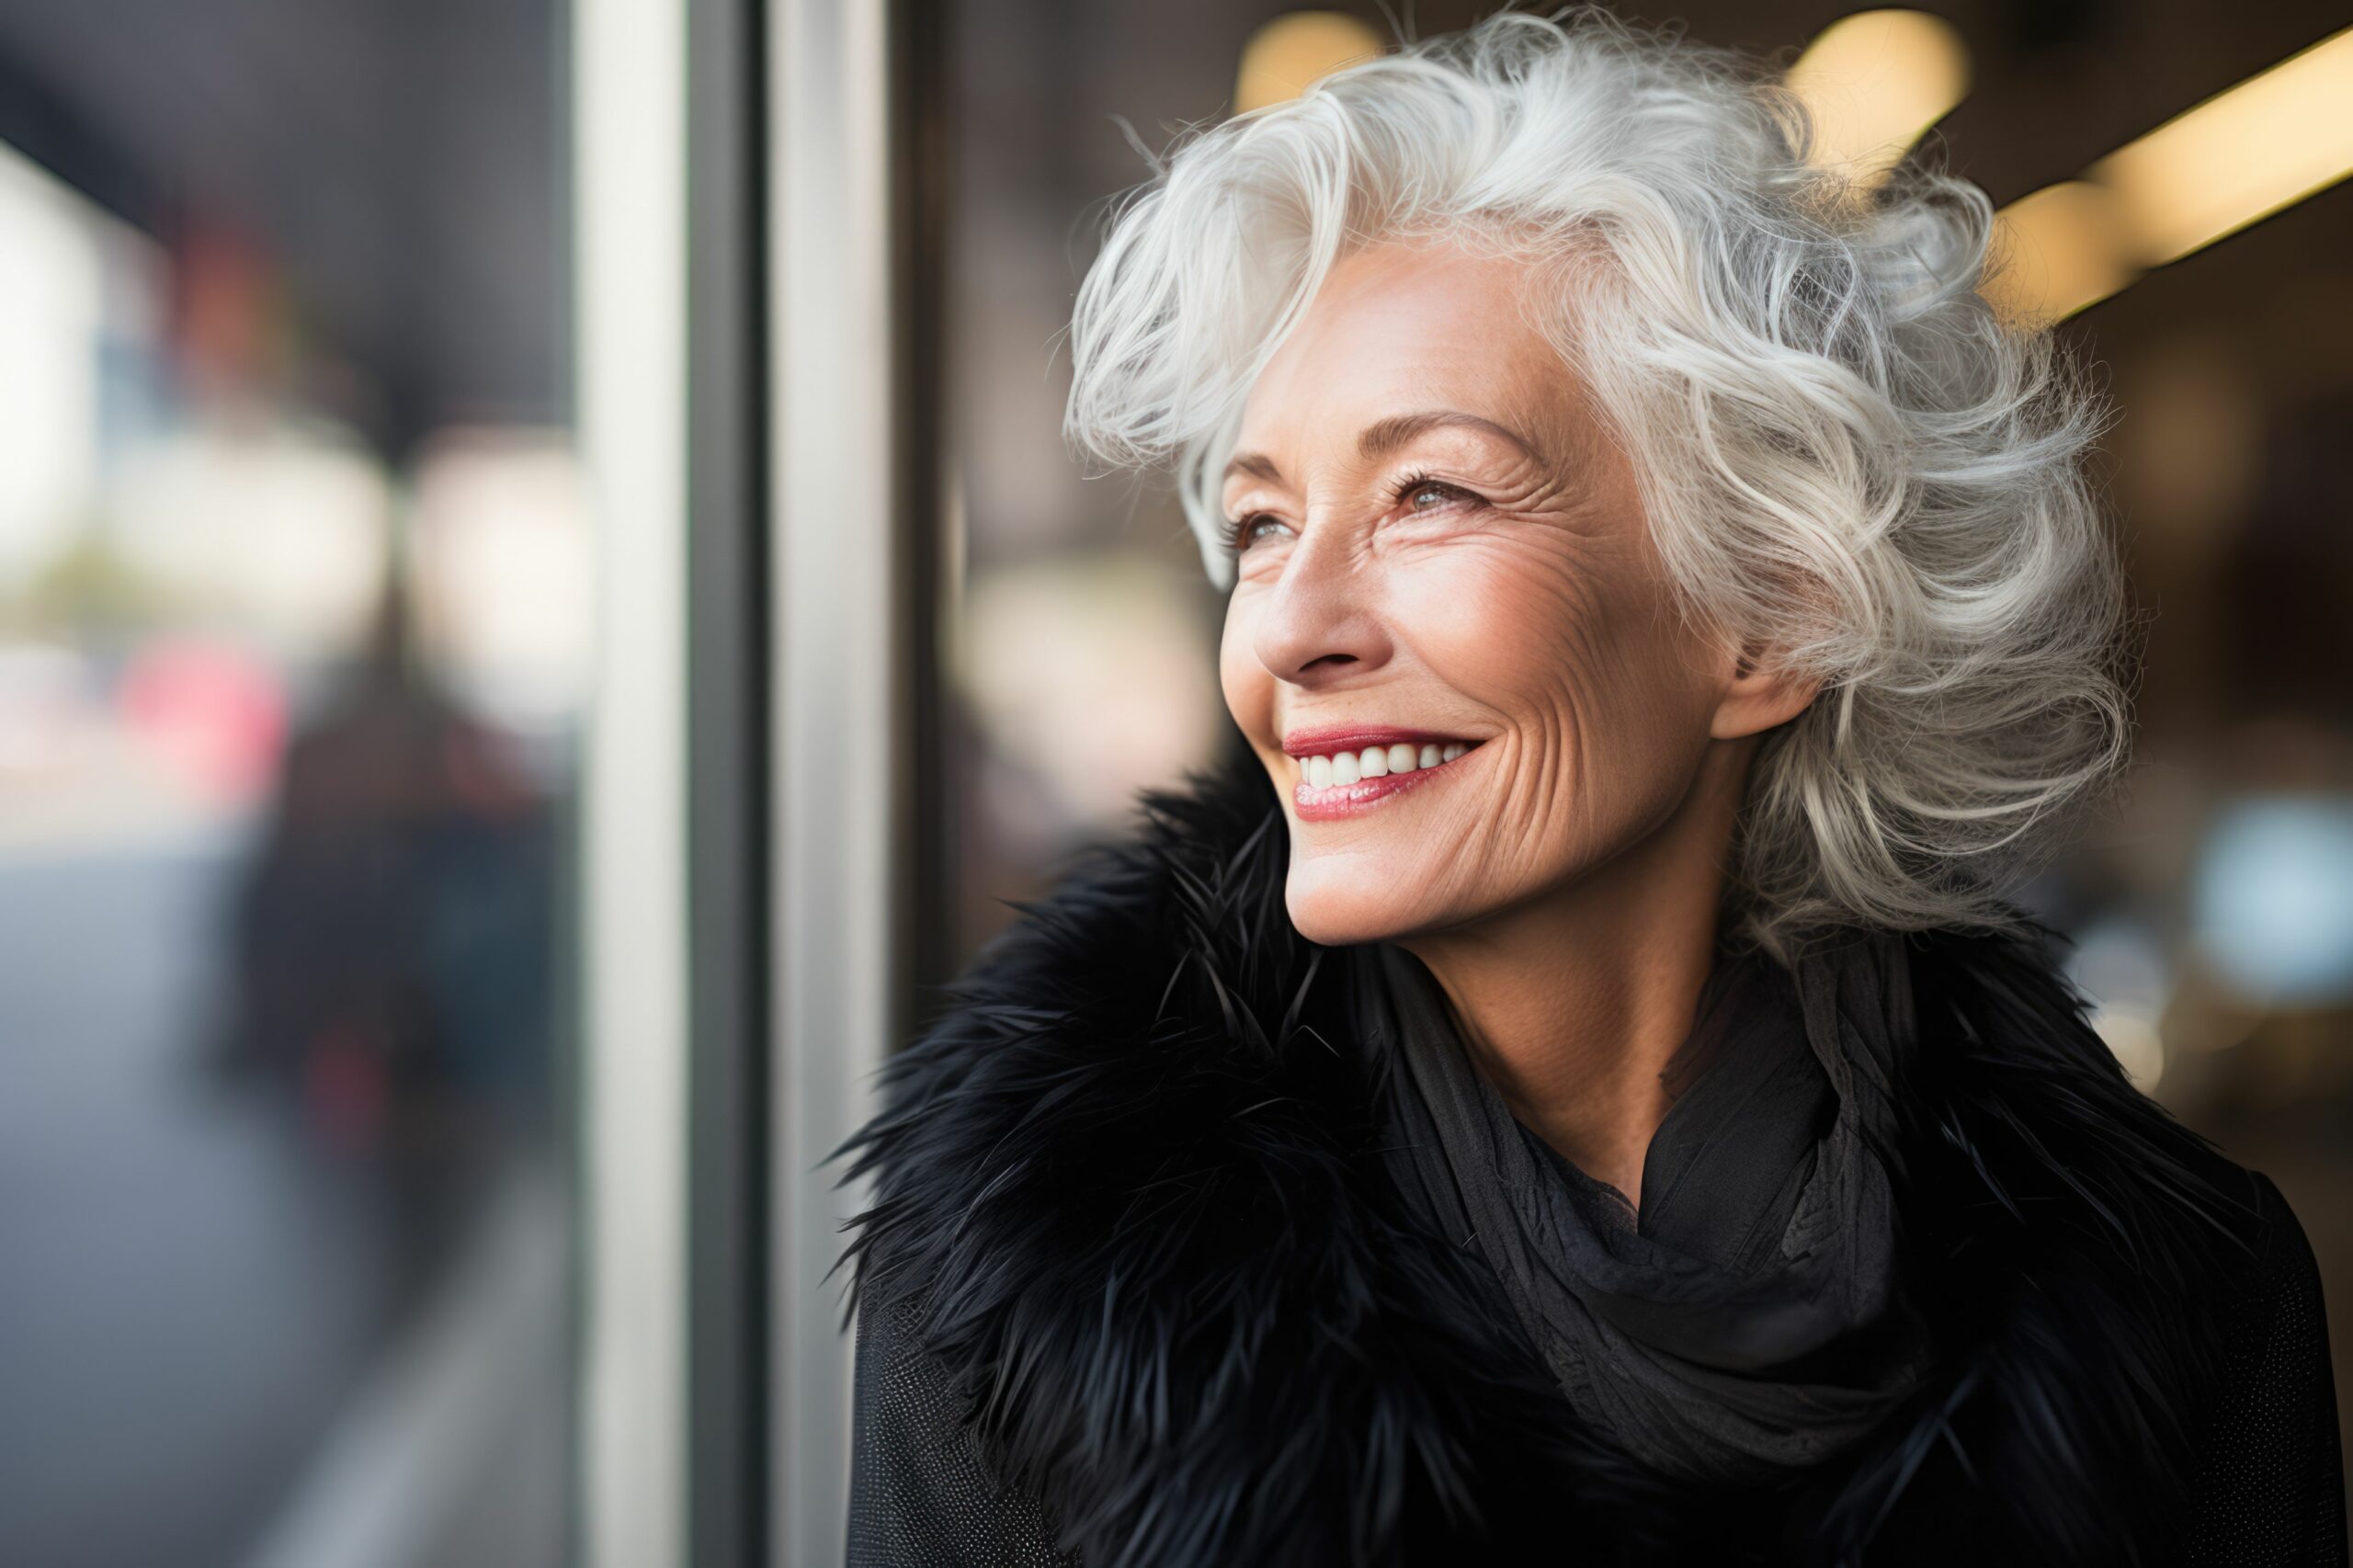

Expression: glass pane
xmin=0 ymin=6 xmax=581 ymax=1566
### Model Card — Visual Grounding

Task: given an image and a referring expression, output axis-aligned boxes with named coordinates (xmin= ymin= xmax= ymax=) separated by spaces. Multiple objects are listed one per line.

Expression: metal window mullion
xmin=768 ymin=1 xmax=907 ymax=1563
xmin=688 ymin=0 xmax=774 ymax=1564
xmin=577 ymin=0 xmax=692 ymax=1563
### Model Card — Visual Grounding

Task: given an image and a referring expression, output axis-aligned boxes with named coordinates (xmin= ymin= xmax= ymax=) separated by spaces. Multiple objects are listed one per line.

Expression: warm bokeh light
xmin=1233 ymin=11 xmax=1386 ymax=114
xmin=1983 ymin=180 xmax=2135 ymax=325
xmin=957 ymin=557 xmax=1222 ymax=834
xmin=1990 ymin=25 xmax=2353 ymax=322
xmin=1783 ymin=9 xmax=1969 ymax=189
xmin=2093 ymin=1006 xmax=2167 ymax=1092
xmin=2093 ymin=27 xmax=2353 ymax=267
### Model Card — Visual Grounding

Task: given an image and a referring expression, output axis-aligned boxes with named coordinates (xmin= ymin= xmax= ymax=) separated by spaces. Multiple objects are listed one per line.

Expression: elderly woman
xmin=837 ymin=10 xmax=2343 ymax=1565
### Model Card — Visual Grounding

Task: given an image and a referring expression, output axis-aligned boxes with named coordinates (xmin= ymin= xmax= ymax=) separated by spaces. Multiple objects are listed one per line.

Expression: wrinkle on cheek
xmin=1406 ymin=778 xmax=1500 ymax=919
xmin=1561 ymin=585 xmax=1692 ymax=837
xmin=1506 ymin=699 xmax=1581 ymax=881
xmin=1446 ymin=531 xmax=1654 ymax=887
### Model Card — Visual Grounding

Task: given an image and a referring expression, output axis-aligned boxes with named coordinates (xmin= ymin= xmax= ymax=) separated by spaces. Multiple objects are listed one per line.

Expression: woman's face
xmin=1219 ymin=239 xmax=1770 ymax=947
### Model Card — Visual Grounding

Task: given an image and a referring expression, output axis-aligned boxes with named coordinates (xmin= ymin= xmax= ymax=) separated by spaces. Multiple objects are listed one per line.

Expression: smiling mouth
xmin=1279 ymin=727 xmax=1484 ymax=821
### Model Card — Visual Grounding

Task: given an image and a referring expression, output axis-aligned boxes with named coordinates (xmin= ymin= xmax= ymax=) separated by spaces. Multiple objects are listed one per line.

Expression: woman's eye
xmin=1400 ymin=479 xmax=1471 ymax=513
xmin=1233 ymin=516 xmax=1290 ymax=551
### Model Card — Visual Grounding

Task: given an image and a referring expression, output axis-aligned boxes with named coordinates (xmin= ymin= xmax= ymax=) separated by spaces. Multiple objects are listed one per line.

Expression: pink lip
xmin=1279 ymin=724 xmax=1472 ymax=758
xmin=1283 ymin=731 xmax=1485 ymax=822
xmin=1291 ymin=764 xmax=1460 ymax=821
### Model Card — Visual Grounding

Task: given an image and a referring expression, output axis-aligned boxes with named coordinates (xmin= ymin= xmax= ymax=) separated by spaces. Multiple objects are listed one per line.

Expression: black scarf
xmin=1359 ymin=935 xmax=1938 ymax=1484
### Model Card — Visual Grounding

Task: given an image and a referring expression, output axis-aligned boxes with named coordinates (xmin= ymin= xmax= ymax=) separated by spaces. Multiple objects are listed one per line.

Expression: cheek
xmin=1393 ymin=540 xmax=1711 ymax=832
xmin=1387 ymin=543 xmax=1598 ymax=715
xmin=1218 ymin=594 xmax=1270 ymax=732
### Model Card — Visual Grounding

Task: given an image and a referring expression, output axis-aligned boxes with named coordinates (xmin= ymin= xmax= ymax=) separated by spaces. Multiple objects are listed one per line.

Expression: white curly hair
xmin=1063 ymin=6 xmax=2136 ymax=954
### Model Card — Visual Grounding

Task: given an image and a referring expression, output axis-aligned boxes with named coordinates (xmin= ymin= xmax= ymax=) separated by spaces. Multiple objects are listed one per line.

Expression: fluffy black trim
xmin=835 ymin=756 xmax=2265 ymax=1566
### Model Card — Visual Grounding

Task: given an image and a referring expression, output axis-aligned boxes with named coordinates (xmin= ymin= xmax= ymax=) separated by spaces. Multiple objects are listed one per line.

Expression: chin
xmin=1284 ymin=853 xmax=1438 ymax=947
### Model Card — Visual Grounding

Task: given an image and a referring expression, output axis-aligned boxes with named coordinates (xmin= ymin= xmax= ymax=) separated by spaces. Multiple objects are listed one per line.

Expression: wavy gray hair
xmin=1063 ymin=6 xmax=2135 ymax=954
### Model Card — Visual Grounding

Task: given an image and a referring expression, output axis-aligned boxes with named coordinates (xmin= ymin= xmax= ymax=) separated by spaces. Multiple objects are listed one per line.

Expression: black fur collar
xmin=837 ymin=756 xmax=2261 ymax=1566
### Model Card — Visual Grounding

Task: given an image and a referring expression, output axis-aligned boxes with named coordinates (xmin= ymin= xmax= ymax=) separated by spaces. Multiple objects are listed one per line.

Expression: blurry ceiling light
xmin=2090 ymin=1006 xmax=2166 ymax=1093
xmin=2191 ymin=793 xmax=2353 ymax=1008
xmin=1784 ymin=10 xmax=1970 ymax=189
xmin=1983 ymin=181 xmax=2135 ymax=326
xmin=2092 ymin=27 xmax=2353 ymax=267
xmin=1990 ymin=26 xmax=2353 ymax=323
xmin=1234 ymin=12 xmax=1387 ymax=114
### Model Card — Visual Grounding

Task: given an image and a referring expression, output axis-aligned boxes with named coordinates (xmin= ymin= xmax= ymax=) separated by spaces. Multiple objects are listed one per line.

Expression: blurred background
xmin=0 ymin=4 xmax=580 ymax=1567
xmin=0 ymin=2 xmax=2344 ymax=1565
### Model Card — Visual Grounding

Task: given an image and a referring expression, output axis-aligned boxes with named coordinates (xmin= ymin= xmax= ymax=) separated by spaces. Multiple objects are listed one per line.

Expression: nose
xmin=1251 ymin=528 xmax=1393 ymax=688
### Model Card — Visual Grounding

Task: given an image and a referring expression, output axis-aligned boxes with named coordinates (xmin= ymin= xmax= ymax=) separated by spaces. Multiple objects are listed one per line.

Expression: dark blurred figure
xmin=222 ymin=579 xmax=556 ymax=1172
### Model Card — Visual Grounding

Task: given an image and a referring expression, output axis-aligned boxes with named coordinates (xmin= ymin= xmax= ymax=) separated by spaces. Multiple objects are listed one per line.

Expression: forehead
xmin=1234 ymin=238 xmax=1582 ymax=461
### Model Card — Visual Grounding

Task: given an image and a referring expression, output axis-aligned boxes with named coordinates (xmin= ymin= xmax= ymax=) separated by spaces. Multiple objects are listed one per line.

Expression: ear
xmin=1709 ymin=637 xmax=1821 ymax=741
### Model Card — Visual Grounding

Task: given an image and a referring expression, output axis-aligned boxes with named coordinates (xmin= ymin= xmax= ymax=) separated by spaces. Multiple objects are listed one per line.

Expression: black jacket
xmin=837 ymin=757 xmax=2345 ymax=1566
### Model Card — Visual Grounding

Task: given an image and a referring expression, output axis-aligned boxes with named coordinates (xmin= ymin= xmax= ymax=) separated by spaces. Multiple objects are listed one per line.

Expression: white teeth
xmin=1291 ymin=737 xmax=1478 ymax=790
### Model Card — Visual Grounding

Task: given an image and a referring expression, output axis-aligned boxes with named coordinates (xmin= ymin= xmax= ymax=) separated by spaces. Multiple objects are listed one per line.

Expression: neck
xmin=1397 ymin=737 xmax=1756 ymax=1205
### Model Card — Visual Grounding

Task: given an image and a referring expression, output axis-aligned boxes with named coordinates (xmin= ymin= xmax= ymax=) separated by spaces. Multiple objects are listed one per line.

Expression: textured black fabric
xmin=847 ymin=1295 xmax=1075 ymax=1568
xmin=835 ymin=756 xmax=2347 ymax=1566
xmin=1629 ymin=938 xmax=1831 ymax=1270
xmin=2183 ymin=1171 xmax=2347 ymax=1565
xmin=1364 ymin=937 xmax=1935 ymax=1484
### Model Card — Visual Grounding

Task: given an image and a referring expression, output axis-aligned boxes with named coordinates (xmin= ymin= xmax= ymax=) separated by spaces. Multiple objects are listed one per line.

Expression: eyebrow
xmin=1221 ymin=409 xmax=1546 ymax=489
